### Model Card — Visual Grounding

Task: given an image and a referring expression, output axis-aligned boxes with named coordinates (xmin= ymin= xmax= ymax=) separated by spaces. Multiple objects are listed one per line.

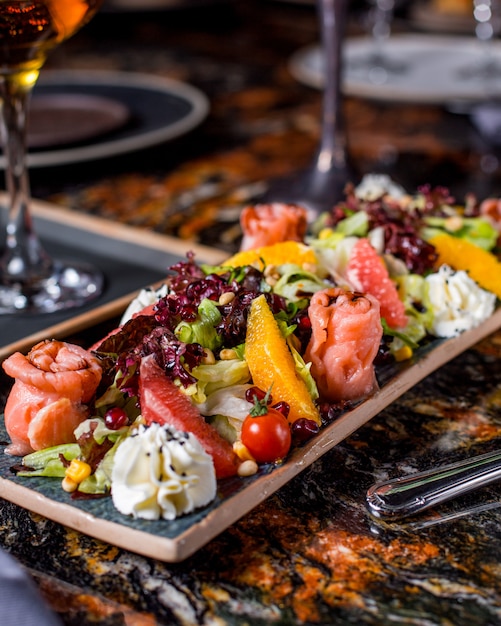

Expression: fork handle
xmin=366 ymin=449 xmax=501 ymax=520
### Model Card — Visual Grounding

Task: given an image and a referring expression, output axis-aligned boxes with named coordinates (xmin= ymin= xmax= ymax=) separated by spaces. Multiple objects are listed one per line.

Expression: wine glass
xmin=347 ymin=0 xmax=406 ymax=85
xmin=258 ymin=0 xmax=353 ymax=221
xmin=0 ymin=0 xmax=104 ymax=314
xmin=459 ymin=0 xmax=501 ymax=81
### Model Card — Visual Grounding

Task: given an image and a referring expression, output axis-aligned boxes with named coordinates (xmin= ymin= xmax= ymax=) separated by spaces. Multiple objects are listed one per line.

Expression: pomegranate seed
xmin=245 ymin=386 xmax=271 ymax=404
xmin=272 ymin=401 xmax=290 ymax=418
xmin=297 ymin=315 xmax=311 ymax=331
xmin=104 ymin=407 xmax=129 ymax=430
xmin=291 ymin=418 xmax=319 ymax=444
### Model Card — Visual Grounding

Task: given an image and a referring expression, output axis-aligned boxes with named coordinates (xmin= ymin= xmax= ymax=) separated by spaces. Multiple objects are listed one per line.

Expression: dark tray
xmin=0 ymin=197 xmax=226 ymax=359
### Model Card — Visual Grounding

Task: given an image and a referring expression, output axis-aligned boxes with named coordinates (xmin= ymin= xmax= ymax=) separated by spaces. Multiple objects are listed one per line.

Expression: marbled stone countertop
xmin=1 ymin=330 xmax=501 ymax=625
xmin=1 ymin=2 xmax=501 ymax=624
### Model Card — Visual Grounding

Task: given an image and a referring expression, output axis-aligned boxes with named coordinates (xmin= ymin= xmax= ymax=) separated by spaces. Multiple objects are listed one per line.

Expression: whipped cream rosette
xmin=112 ymin=423 xmax=216 ymax=520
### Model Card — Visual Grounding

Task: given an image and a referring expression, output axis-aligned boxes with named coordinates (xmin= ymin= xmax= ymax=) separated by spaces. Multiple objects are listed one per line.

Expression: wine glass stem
xmin=371 ymin=0 xmax=394 ymax=61
xmin=316 ymin=0 xmax=348 ymax=174
xmin=0 ymin=77 xmax=52 ymax=286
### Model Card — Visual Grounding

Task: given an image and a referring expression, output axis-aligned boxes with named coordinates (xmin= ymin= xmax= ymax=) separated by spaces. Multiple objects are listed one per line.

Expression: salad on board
xmin=2 ymin=175 xmax=501 ymax=522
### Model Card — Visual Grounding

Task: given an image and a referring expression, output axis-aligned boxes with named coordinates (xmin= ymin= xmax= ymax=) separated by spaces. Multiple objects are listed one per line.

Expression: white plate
xmin=289 ymin=34 xmax=501 ymax=104
xmin=5 ymin=70 xmax=209 ymax=169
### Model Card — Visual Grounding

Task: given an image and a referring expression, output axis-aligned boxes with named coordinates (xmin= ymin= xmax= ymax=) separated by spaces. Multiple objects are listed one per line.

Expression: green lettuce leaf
xmin=175 ymin=298 xmax=223 ymax=351
xmin=421 ymin=216 xmax=497 ymax=251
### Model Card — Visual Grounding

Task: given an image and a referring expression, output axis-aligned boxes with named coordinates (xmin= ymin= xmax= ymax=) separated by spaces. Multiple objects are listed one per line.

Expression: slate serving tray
xmin=1 ymin=219 xmax=500 ymax=562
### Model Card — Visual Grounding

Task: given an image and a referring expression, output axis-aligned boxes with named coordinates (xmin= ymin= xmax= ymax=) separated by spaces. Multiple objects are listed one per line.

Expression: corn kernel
xmin=318 ymin=228 xmax=334 ymax=240
xmin=65 ymin=459 xmax=92 ymax=484
xmin=394 ymin=345 xmax=413 ymax=362
xmin=233 ymin=440 xmax=255 ymax=462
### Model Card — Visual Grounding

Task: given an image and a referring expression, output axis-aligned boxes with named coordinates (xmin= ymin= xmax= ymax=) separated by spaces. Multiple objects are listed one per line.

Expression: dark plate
xmin=28 ymin=93 xmax=130 ymax=149
xmin=1 ymin=70 xmax=209 ymax=169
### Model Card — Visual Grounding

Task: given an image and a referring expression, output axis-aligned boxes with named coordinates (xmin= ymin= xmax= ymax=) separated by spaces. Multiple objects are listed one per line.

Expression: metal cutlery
xmin=366 ymin=449 xmax=501 ymax=521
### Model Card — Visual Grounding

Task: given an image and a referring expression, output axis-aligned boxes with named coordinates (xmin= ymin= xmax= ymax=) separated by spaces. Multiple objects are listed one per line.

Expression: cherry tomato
xmin=241 ymin=407 xmax=291 ymax=464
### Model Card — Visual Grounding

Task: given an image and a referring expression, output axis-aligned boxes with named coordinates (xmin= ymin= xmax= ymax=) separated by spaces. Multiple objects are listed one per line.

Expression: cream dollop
xmin=425 ymin=265 xmax=496 ymax=338
xmin=119 ymin=285 xmax=169 ymax=324
xmin=111 ymin=423 xmax=216 ymax=520
xmin=355 ymin=173 xmax=405 ymax=201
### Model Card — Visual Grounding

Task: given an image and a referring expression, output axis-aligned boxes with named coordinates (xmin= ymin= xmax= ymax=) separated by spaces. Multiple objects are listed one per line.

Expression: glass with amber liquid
xmin=0 ymin=0 xmax=104 ymax=313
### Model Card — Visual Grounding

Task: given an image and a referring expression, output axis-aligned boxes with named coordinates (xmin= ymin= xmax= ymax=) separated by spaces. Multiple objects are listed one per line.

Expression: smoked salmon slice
xmin=239 ymin=203 xmax=308 ymax=251
xmin=305 ymin=288 xmax=383 ymax=403
xmin=2 ymin=340 xmax=102 ymax=456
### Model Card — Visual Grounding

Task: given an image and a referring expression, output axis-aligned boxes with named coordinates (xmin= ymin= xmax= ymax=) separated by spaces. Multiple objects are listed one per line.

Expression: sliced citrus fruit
xmin=245 ymin=294 xmax=320 ymax=425
xmin=139 ymin=355 xmax=239 ymax=478
xmin=224 ymin=241 xmax=317 ymax=270
xmin=345 ymin=238 xmax=408 ymax=329
xmin=429 ymin=233 xmax=501 ymax=299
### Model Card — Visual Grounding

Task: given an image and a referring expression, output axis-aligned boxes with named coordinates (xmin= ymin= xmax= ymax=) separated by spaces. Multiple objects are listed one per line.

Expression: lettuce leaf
xmin=421 ymin=216 xmax=497 ymax=251
xmin=18 ymin=443 xmax=80 ymax=477
xmin=273 ymin=264 xmax=331 ymax=302
xmin=188 ymin=358 xmax=251 ymax=403
xmin=175 ymin=298 xmax=222 ymax=350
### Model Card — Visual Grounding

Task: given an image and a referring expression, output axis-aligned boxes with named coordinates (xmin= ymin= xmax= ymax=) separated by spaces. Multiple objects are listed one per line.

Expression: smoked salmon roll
xmin=305 ymin=288 xmax=383 ymax=403
xmin=2 ymin=340 xmax=102 ymax=456
xmin=240 ymin=203 xmax=308 ymax=251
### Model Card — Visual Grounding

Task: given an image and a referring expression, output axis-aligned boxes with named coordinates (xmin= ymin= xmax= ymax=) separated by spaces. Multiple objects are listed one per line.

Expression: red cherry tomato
xmin=241 ymin=407 xmax=292 ymax=464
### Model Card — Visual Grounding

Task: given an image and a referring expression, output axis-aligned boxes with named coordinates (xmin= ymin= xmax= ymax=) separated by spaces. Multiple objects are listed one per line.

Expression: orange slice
xmin=245 ymin=294 xmax=320 ymax=425
xmin=224 ymin=241 xmax=317 ymax=270
xmin=430 ymin=233 xmax=501 ymax=299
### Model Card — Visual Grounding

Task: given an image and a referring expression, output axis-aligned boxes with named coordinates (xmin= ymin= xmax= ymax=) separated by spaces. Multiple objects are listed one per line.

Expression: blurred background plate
xmin=289 ymin=34 xmax=501 ymax=104
xmin=28 ymin=94 xmax=130 ymax=149
xmin=3 ymin=70 xmax=209 ymax=169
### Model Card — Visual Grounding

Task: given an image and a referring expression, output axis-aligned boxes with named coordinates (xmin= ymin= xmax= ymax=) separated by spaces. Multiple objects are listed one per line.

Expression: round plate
xmin=289 ymin=34 xmax=501 ymax=104
xmin=2 ymin=70 xmax=209 ymax=168
xmin=28 ymin=93 xmax=130 ymax=149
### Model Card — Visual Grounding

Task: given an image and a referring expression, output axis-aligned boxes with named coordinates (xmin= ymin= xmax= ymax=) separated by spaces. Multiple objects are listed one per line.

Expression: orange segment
xmin=224 ymin=241 xmax=317 ymax=270
xmin=245 ymin=294 xmax=321 ymax=425
xmin=430 ymin=233 xmax=501 ymax=299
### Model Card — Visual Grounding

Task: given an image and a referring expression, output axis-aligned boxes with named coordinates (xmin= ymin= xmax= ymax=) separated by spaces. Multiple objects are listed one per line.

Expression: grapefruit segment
xmin=345 ymin=238 xmax=408 ymax=329
xmin=139 ymin=355 xmax=239 ymax=479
